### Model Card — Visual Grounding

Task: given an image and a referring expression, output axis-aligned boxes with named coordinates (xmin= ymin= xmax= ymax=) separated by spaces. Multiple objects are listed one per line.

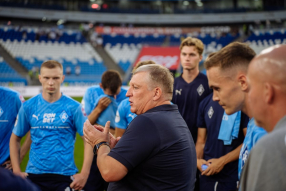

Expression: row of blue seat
xmin=247 ymin=31 xmax=286 ymax=41
xmin=0 ymin=61 xmax=27 ymax=85
xmin=16 ymin=57 xmax=107 ymax=76
xmin=103 ymin=33 xmax=239 ymax=47
xmin=0 ymin=29 xmax=86 ymax=44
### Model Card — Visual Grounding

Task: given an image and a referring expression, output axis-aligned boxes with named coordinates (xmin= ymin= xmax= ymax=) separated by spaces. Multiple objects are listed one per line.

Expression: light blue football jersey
xmin=238 ymin=118 xmax=267 ymax=179
xmin=95 ymin=95 xmax=118 ymax=128
xmin=83 ymin=85 xmax=127 ymax=116
xmin=115 ymin=98 xmax=137 ymax=130
xmin=0 ymin=87 xmax=24 ymax=165
xmin=13 ymin=94 xmax=87 ymax=175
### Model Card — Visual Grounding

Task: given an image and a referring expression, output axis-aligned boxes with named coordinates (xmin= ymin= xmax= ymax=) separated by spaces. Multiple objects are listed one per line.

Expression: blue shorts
xmin=28 ymin=173 xmax=73 ymax=191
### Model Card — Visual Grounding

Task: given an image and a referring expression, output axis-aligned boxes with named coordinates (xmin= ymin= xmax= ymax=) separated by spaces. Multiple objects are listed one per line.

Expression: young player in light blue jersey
xmin=0 ymin=86 xmax=25 ymax=169
xmin=95 ymin=94 xmax=118 ymax=128
xmin=82 ymin=83 xmax=126 ymax=117
xmin=10 ymin=60 xmax=93 ymax=191
xmin=83 ymin=70 xmax=122 ymax=191
xmin=205 ymin=42 xmax=267 ymax=187
xmin=115 ymin=98 xmax=137 ymax=137
xmin=238 ymin=118 xmax=267 ymax=179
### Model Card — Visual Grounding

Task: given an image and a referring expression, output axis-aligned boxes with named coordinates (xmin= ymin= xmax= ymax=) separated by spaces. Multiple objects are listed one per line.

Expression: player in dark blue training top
xmin=196 ymin=93 xmax=248 ymax=191
xmin=172 ymin=37 xmax=212 ymax=144
xmin=10 ymin=60 xmax=93 ymax=191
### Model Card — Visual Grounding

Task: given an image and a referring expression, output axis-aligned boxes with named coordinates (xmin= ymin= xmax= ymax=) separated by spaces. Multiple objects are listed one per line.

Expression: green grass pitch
xmin=20 ymin=97 xmax=85 ymax=172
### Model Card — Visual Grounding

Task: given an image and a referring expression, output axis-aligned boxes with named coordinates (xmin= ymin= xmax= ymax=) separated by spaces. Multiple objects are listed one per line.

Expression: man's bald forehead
xmin=251 ymin=45 xmax=286 ymax=86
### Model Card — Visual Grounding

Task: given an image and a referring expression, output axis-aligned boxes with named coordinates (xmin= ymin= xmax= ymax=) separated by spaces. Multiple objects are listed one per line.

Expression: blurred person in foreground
xmin=10 ymin=60 xmax=93 ymax=191
xmin=196 ymin=53 xmax=248 ymax=191
xmin=114 ymin=60 xmax=155 ymax=138
xmin=84 ymin=64 xmax=197 ymax=190
xmin=239 ymin=45 xmax=286 ymax=190
xmin=204 ymin=42 xmax=267 ymax=183
xmin=0 ymin=168 xmax=40 ymax=191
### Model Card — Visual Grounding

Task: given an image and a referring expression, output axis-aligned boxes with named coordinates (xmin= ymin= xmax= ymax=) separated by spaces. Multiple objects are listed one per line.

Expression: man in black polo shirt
xmin=83 ymin=64 xmax=197 ymax=191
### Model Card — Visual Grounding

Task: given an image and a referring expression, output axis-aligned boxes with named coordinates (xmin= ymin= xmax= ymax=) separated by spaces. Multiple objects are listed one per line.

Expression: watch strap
xmin=94 ymin=141 xmax=110 ymax=155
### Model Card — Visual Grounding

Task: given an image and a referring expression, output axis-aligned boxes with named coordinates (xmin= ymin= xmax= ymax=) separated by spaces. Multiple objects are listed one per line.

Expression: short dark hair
xmin=204 ymin=42 xmax=256 ymax=71
xmin=40 ymin=60 xmax=63 ymax=72
xmin=180 ymin=37 xmax=204 ymax=55
xmin=101 ymin=70 xmax=122 ymax=95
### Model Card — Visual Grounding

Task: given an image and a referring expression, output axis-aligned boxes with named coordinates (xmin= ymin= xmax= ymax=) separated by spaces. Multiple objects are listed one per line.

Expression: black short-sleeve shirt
xmin=108 ymin=104 xmax=197 ymax=191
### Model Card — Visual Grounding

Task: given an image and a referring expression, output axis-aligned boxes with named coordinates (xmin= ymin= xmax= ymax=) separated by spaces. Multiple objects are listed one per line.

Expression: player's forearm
xmin=88 ymin=107 xmax=102 ymax=125
xmin=9 ymin=133 xmax=22 ymax=172
xmin=97 ymin=145 xmax=118 ymax=182
xmin=195 ymin=142 xmax=205 ymax=159
xmin=20 ymin=131 xmax=31 ymax=163
xmin=80 ymin=140 xmax=94 ymax=177
xmin=221 ymin=143 xmax=242 ymax=165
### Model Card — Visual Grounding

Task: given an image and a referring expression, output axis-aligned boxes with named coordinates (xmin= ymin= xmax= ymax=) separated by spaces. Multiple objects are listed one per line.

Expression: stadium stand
xmin=0 ymin=26 xmax=106 ymax=85
xmin=245 ymin=29 xmax=286 ymax=54
xmin=0 ymin=57 xmax=27 ymax=86
xmin=102 ymin=31 xmax=239 ymax=72
xmin=104 ymin=42 xmax=141 ymax=72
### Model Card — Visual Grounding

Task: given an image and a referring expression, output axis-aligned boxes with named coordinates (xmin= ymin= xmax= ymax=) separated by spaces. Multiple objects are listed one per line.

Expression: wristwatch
xmin=93 ymin=141 xmax=110 ymax=155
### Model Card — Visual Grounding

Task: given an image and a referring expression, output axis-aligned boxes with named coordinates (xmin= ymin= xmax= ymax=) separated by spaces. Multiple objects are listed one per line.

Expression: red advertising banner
xmin=134 ymin=47 xmax=181 ymax=70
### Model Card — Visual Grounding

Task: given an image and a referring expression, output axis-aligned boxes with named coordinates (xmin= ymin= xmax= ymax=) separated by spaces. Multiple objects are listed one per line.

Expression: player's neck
xmin=42 ymin=92 xmax=62 ymax=103
xmin=182 ymin=68 xmax=199 ymax=84
xmin=242 ymin=98 xmax=252 ymax=118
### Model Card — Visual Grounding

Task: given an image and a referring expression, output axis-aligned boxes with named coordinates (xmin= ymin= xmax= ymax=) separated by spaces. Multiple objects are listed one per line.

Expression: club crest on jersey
xmin=208 ymin=106 xmax=214 ymax=119
xmin=60 ymin=111 xmax=69 ymax=123
xmin=197 ymin=84 xmax=205 ymax=96
xmin=0 ymin=106 xmax=3 ymax=117
xmin=175 ymin=89 xmax=182 ymax=95
xmin=43 ymin=113 xmax=56 ymax=123
xmin=241 ymin=146 xmax=249 ymax=169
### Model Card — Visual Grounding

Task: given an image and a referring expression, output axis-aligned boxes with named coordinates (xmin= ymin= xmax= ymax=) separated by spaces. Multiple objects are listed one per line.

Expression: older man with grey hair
xmin=239 ymin=45 xmax=286 ymax=191
xmin=83 ymin=64 xmax=197 ymax=191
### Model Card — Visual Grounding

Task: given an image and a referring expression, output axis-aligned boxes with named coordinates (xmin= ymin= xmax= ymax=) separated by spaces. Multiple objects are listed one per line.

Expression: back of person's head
xmin=133 ymin=64 xmax=174 ymax=100
xmin=206 ymin=52 xmax=216 ymax=61
xmin=101 ymin=70 xmax=122 ymax=95
xmin=180 ymin=37 xmax=204 ymax=55
xmin=132 ymin=60 xmax=156 ymax=73
xmin=40 ymin=60 xmax=63 ymax=73
xmin=204 ymin=42 xmax=256 ymax=72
